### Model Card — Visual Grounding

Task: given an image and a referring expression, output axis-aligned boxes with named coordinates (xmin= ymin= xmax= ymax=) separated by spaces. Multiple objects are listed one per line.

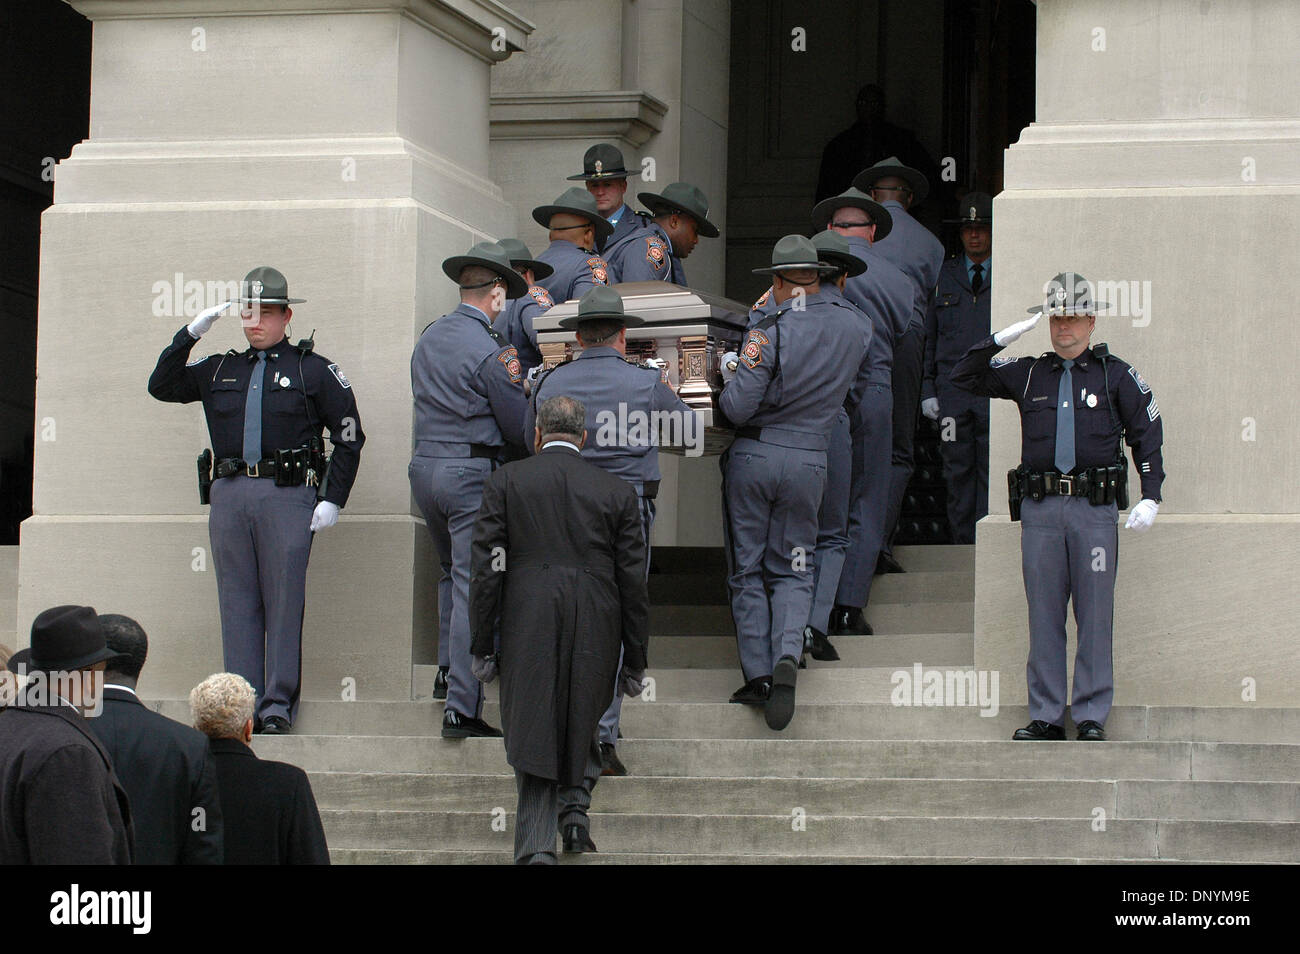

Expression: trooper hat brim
xmin=945 ymin=215 xmax=993 ymax=225
xmin=442 ymin=255 xmax=530 ymax=300
xmin=751 ymin=261 xmax=841 ymax=277
xmin=853 ymin=162 xmax=930 ymax=206
xmin=237 ymin=296 xmax=306 ymax=305
xmin=818 ymin=250 xmax=867 ymax=277
xmin=637 ymin=192 xmax=720 ymax=238
xmin=566 ymin=170 xmax=639 ymax=181
xmin=532 ymin=204 xmax=615 ymax=242
xmin=509 ymin=257 xmax=554 ymax=281
xmin=1026 ymin=301 xmax=1110 ymax=316
xmin=557 ymin=311 xmax=647 ymax=330
xmin=811 ymin=192 xmax=894 ymax=242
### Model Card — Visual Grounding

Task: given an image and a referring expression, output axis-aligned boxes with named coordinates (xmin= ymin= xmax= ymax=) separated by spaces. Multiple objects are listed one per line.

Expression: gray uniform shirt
xmin=536 ymin=240 xmax=612 ymax=304
xmin=869 ymin=200 xmax=944 ymax=333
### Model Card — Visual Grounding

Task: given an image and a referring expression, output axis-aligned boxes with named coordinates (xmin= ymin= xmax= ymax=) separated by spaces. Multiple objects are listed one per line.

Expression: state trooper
xmin=410 ymin=241 xmax=529 ymax=738
xmin=853 ymin=156 xmax=945 ymax=574
xmin=951 ymin=272 xmax=1165 ymax=742
xmin=606 ymin=181 xmax=719 ymax=285
xmin=148 ymin=266 xmax=365 ymax=734
xmin=532 ymin=188 xmax=614 ymax=303
xmin=922 ymin=192 xmax=994 ymax=544
xmin=524 ymin=287 xmax=698 ymax=775
xmin=811 ymin=187 xmax=911 ymax=636
xmin=718 ymin=235 xmax=872 ymax=732
xmin=492 ymin=237 xmax=556 ymax=377
xmin=748 ymin=231 xmax=873 ymax=662
xmin=566 ymin=142 xmax=649 ymax=258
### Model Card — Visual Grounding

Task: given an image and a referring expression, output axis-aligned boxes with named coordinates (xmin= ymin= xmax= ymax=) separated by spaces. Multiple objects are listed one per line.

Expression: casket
xmin=533 ymin=282 xmax=750 ymax=455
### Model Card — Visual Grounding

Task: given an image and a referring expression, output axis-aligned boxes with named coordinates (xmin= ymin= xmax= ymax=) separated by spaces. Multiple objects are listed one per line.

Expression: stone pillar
xmin=978 ymin=0 xmax=1300 ymax=706
xmin=20 ymin=0 xmax=531 ymax=699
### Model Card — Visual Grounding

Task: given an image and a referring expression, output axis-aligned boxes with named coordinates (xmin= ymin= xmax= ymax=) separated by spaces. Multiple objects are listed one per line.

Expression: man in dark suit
xmin=0 ymin=605 xmax=133 ymax=864
xmin=469 ymin=395 xmax=650 ymax=864
xmin=190 ymin=671 xmax=329 ymax=865
xmin=87 ymin=614 xmax=224 ymax=864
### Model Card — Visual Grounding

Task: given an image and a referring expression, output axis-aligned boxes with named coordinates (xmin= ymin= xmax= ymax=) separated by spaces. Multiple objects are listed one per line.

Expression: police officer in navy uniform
xmin=524 ymin=287 xmax=698 ymax=775
xmin=951 ymin=272 xmax=1165 ymax=742
xmin=492 ymin=237 xmax=556 ymax=377
xmin=149 ymin=266 xmax=365 ymax=734
xmin=606 ymin=182 xmax=719 ymax=286
xmin=922 ymin=192 xmax=994 ymax=543
xmin=853 ymin=157 xmax=945 ymax=574
xmin=810 ymin=187 xmax=911 ymax=637
xmin=718 ymin=236 xmax=872 ymax=732
xmin=532 ymin=188 xmax=615 ymax=303
xmin=566 ymin=142 xmax=648 ymax=258
xmin=410 ymin=241 xmax=529 ymax=738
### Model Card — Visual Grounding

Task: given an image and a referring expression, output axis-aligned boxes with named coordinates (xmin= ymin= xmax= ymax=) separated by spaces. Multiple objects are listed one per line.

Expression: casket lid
xmin=534 ymin=282 xmax=750 ymax=333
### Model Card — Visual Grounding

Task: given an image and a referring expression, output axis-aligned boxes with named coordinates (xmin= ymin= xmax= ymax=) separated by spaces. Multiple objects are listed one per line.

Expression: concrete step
xmin=888 ymin=545 xmax=975 ymax=572
xmin=328 ymin=848 xmax=1236 ymax=865
xmin=649 ymin=570 xmax=975 ymax=606
xmin=253 ymin=735 xmax=1300 ymax=782
xmin=650 ymin=602 xmax=974 ymax=636
xmin=317 ymin=810 xmax=1300 ymax=862
xmin=640 ymin=632 xmax=974 ymax=668
xmin=308 ymin=772 xmax=1300 ymax=822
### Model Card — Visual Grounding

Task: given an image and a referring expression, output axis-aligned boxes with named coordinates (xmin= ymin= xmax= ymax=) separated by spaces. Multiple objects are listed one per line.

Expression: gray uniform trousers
xmin=721 ymin=437 xmax=827 ymax=681
xmin=836 ymin=385 xmax=893 ymax=608
xmin=208 ymin=476 xmax=316 ymax=724
xmin=1020 ymin=496 xmax=1118 ymax=727
xmin=938 ymin=388 xmax=990 ymax=544
xmin=597 ymin=494 xmax=654 ymax=745
xmin=808 ymin=408 xmax=852 ymax=632
xmin=408 ymin=454 xmax=490 ymax=719
xmin=514 ymin=736 xmax=604 ymax=864
xmin=883 ymin=325 xmax=924 ymax=557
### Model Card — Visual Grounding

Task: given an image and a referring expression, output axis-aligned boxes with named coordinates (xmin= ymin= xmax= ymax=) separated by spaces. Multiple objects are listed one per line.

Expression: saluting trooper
xmin=606 ymin=181 xmax=719 ymax=286
xmin=566 ymin=142 xmax=649 ymax=258
xmin=410 ymin=241 xmax=530 ymax=738
xmin=922 ymin=192 xmax=994 ymax=544
xmin=532 ymin=188 xmax=615 ymax=303
xmin=492 ymin=237 xmax=556 ymax=377
xmin=951 ymin=272 xmax=1165 ymax=742
xmin=718 ymin=236 xmax=872 ymax=732
xmin=525 ymin=287 xmax=699 ymax=776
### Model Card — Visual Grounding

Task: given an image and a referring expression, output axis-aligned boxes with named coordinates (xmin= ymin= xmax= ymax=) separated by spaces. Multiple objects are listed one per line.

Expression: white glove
xmin=1124 ymin=499 xmax=1158 ymax=532
xmin=186 ymin=300 xmax=235 ymax=339
xmin=644 ymin=357 xmax=667 ymax=370
xmin=719 ymin=351 xmax=739 ymax=383
xmin=921 ymin=397 xmax=941 ymax=421
xmin=993 ymin=311 xmax=1042 ymax=347
xmin=310 ymin=501 xmax=340 ymax=532
xmin=522 ymin=363 xmax=546 ymax=397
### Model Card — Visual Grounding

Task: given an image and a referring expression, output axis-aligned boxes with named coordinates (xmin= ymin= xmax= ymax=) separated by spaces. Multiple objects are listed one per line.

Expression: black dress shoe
xmin=729 ymin=676 xmax=771 ymax=705
xmin=765 ymin=656 xmax=798 ymax=731
xmin=562 ymin=823 xmax=597 ymax=853
xmin=432 ymin=666 xmax=449 ymax=701
xmin=260 ymin=716 xmax=291 ymax=735
xmin=599 ymin=742 xmax=628 ymax=776
xmin=1013 ymin=719 xmax=1065 ymax=741
xmin=441 ymin=709 xmax=504 ymax=739
xmin=829 ymin=605 xmax=873 ymax=636
xmin=803 ymin=625 xmax=840 ymax=661
xmin=877 ymin=552 xmax=905 ymax=574
xmin=1076 ymin=720 xmax=1107 ymax=741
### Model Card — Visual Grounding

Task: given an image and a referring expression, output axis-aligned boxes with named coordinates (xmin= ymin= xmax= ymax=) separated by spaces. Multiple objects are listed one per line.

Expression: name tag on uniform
xmin=1031 ymin=395 xmax=1048 ymax=402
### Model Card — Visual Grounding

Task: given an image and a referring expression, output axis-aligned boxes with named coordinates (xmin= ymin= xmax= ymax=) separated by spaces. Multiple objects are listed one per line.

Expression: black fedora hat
xmin=8 ymin=605 xmax=118 ymax=674
xmin=811 ymin=230 xmax=867 ymax=277
xmin=441 ymin=241 xmax=530 ymax=300
xmin=532 ymin=188 xmax=615 ymax=242
xmin=558 ymin=286 xmax=647 ymax=330
xmin=637 ymin=182 xmax=720 ymax=238
xmin=497 ymin=237 xmax=554 ymax=281
xmin=238 ymin=266 xmax=305 ymax=305
xmin=751 ymin=235 xmax=841 ymax=277
xmin=1027 ymin=272 xmax=1110 ymax=316
xmin=852 ymin=155 xmax=930 ymax=206
xmin=566 ymin=143 xmax=639 ymax=181
xmin=810 ymin=187 xmax=894 ymax=241
xmin=945 ymin=192 xmax=993 ymax=226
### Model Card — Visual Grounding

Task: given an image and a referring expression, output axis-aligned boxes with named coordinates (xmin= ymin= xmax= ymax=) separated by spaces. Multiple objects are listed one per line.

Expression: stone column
xmin=21 ymin=0 xmax=531 ymax=699
xmin=978 ymin=0 xmax=1300 ymax=706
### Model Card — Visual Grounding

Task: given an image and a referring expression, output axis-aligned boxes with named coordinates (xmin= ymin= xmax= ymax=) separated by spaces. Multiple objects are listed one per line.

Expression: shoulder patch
xmin=741 ymin=329 xmax=769 ymax=369
xmin=645 ymin=235 xmax=668 ymax=268
xmin=497 ymin=347 xmax=522 ymax=384
xmin=751 ymin=288 xmax=771 ymax=311
xmin=327 ymin=363 xmax=351 ymax=389
xmin=587 ymin=256 xmax=610 ymax=286
xmin=1128 ymin=366 xmax=1151 ymax=394
xmin=528 ymin=286 xmax=554 ymax=309
xmin=990 ymin=355 xmax=1017 ymax=368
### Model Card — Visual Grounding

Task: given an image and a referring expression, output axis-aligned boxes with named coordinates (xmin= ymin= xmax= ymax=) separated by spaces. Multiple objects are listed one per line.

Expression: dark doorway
xmin=0 ymin=0 xmax=90 ymax=543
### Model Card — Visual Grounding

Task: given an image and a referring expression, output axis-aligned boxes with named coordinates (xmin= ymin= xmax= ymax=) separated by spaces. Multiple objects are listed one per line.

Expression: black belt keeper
xmin=470 ymin=444 xmax=500 ymax=460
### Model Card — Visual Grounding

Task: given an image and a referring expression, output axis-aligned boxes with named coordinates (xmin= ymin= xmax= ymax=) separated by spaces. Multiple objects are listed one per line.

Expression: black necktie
xmin=971 ymin=263 xmax=984 ymax=295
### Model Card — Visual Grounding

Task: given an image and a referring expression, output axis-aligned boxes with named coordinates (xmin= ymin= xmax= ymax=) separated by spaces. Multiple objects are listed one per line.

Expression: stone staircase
xmin=152 ymin=545 xmax=1300 ymax=864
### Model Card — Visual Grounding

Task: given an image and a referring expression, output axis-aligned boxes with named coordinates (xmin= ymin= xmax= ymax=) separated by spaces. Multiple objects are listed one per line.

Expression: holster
xmin=197 ymin=449 xmax=213 ymax=505
xmin=1007 ymin=467 xmax=1022 ymax=522
xmin=1114 ymin=463 xmax=1130 ymax=509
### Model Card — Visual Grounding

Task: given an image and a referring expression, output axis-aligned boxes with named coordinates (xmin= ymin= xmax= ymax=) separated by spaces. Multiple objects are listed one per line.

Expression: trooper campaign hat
xmin=238 ymin=266 xmax=305 ymax=305
xmin=566 ymin=143 xmax=639 ymax=181
xmin=441 ymin=241 xmax=530 ymax=300
xmin=497 ymin=237 xmax=554 ymax=281
xmin=532 ymin=187 xmax=615 ymax=242
xmin=811 ymin=229 xmax=867 ymax=278
xmin=1028 ymin=271 xmax=1110 ymax=316
xmin=853 ymin=155 xmax=930 ymax=206
xmin=810 ymin=187 xmax=894 ymax=242
xmin=636 ymin=182 xmax=720 ymax=238
xmin=945 ymin=192 xmax=993 ymax=226
xmin=7 ymin=605 xmax=119 ymax=675
xmin=752 ymin=235 xmax=841 ymax=277
xmin=558 ymin=286 xmax=647 ymax=330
